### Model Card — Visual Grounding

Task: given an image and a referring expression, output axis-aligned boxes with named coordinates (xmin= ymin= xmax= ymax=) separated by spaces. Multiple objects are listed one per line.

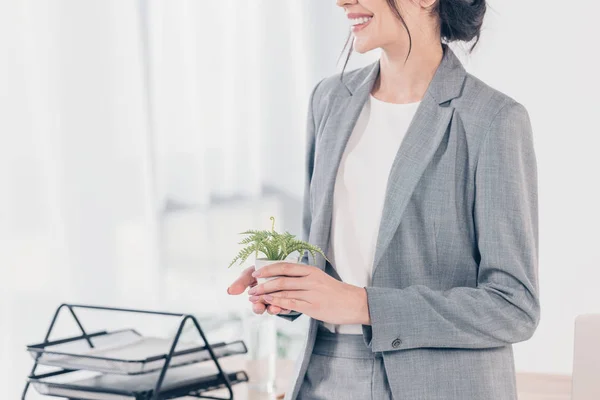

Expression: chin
xmin=353 ymin=40 xmax=377 ymax=54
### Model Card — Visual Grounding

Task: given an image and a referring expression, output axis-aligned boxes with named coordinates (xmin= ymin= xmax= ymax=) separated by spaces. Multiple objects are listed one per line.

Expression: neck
xmin=373 ymin=42 xmax=444 ymax=104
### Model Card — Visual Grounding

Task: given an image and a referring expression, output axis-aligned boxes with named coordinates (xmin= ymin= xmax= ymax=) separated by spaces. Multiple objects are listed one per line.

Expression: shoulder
xmin=316 ymin=62 xmax=373 ymax=97
xmin=454 ymin=72 xmax=531 ymax=134
xmin=314 ymin=65 xmax=531 ymax=125
xmin=310 ymin=64 xmax=532 ymax=143
xmin=308 ymin=64 xmax=369 ymax=121
xmin=456 ymin=73 xmax=534 ymax=167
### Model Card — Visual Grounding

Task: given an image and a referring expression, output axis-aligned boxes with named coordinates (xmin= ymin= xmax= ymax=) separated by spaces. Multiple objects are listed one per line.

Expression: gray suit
xmin=281 ymin=43 xmax=540 ymax=400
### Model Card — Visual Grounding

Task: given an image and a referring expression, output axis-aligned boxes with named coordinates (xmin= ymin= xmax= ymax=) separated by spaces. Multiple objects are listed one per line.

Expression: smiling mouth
xmin=349 ymin=15 xmax=372 ymax=25
xmin=350 ymin=16 xmax=372 ymax=33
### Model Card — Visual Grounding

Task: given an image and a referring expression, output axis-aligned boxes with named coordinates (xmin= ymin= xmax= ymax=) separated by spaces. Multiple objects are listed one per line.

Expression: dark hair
xmin=338 ymin=0 xmax=486 ymax=79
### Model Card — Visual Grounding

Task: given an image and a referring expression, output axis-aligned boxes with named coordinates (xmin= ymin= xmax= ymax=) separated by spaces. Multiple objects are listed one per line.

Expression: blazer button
xmin=392 ymin=338 xmax=402 ymax=348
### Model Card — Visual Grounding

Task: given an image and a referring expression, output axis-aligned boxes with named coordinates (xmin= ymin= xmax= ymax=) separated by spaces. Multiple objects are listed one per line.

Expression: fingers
xmin=266 ymin=306 xmax=291 ymax=315
xmin=260 ymin=294 xmax=310 ymax=314
xmin=249 ymin=290 xmax=309 ymax=303
xmin=249 ymin=298 xmax=291 ymax=315
xmin=252 ymin=302 xmax=266 ymax=315
xmin=266 ymin=305 xmax=282 ymax=315
xmin=249 ymin=296 xmax=278 ymax=315
xmin=227 ymin=265 xmax=257 ymax=295
xmin=252 ymin=262 xmax=314 ymax=279
xmin=251 ymin=300 xmax=289 ymax=315
xmin=248 ymin=276 xmax=308 ymax=296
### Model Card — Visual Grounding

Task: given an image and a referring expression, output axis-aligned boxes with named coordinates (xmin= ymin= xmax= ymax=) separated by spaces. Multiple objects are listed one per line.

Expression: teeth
xmin=350 ymin=16 xmax=372 ymax=26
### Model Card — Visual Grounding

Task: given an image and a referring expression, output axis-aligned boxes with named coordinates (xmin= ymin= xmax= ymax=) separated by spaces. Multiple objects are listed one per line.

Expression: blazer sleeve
xmin=277 ymin=77 xmax=325 ymax=322
xmin=361 ymin=101 xmax=541 ymax=351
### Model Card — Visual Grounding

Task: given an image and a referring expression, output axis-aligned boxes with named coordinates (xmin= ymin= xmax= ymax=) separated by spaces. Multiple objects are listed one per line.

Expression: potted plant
xmin=228 ymin=216 xmax=329 ymax=284
xmin=228 ymin=216 xmax=328 ymax=393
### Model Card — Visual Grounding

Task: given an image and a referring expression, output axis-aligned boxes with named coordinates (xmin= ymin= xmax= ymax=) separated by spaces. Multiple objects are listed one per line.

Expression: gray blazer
xmin=281 ymin=43 xmax=540 ymax=400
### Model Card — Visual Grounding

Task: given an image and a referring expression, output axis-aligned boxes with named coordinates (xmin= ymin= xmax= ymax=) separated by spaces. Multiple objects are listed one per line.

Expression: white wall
xmin=462 ymin=0 xmax=600 ymax=375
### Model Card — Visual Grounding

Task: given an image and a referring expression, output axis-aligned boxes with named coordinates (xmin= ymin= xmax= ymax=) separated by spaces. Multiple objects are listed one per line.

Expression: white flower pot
xmin=254 ymin=258 xmax=300 ymax=285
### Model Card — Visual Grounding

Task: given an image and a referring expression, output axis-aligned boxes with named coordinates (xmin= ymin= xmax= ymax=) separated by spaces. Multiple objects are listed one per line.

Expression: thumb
xmin=227 ymin=265 xmax=256 ymax=295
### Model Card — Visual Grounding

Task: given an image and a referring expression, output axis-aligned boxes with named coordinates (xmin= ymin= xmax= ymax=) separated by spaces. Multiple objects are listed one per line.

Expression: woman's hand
xmin=247 ymin=262 xmax=371 ymax=325
xmin=227 ymin=265 xmax=292 ymax=315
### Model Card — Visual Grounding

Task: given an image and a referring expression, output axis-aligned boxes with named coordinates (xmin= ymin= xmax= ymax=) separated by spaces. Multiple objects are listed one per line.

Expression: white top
xmin=323 ymin=93 xmax=421 ymax=334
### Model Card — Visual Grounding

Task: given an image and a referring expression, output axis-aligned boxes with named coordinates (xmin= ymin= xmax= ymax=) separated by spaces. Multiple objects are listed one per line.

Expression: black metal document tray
xmin=22 ymin=304 xmax=244 ymax=400
xmin=29 ymin=363 xmax=248 ymax=400
xmin=27 ymin=329 xmax=247 ymax=375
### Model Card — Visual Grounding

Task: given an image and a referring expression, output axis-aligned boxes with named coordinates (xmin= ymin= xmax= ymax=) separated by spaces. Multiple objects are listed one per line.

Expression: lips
xmin=349 ymin=16 xmax=373 ymax=26
xmin=347 ymin=11 xmax=374 ymax=33
xmin=350 ymin=16 xmax=372 ymax=32
xmin=347 ymin=12 xmax=374 ymax=19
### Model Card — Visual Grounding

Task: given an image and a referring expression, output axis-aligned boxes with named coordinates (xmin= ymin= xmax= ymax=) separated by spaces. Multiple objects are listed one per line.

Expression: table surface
xmin=201 ymin=356 xmax=572 ymax=400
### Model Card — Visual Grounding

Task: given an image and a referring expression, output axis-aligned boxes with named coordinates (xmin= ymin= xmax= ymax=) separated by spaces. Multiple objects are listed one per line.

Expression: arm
xmin=362 ymin=102 xmax=541 ymax=351
xmin=277 ymin=77 xmax=325 ymax=322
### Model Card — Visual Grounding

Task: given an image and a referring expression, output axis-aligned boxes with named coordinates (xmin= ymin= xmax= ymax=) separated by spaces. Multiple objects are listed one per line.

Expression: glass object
xmin=242 ymin=311 xmax=277 ymax=394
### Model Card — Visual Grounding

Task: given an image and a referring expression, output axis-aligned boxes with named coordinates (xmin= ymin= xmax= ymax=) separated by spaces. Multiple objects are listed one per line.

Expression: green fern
xmin=227 ymin=216 xmax=330 ymax=268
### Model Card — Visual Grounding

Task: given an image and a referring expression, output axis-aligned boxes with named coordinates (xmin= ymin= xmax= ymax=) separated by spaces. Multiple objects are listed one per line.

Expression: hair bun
xmin=436 ymin=0 xmax=486 ymax=47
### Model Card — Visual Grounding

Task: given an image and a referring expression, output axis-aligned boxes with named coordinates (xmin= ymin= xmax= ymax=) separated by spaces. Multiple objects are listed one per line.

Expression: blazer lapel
xmin=313 ymin=44 xmax=467 ymax=276
xmin=310 ymin=74 xmax=378 ymax=270
xmin=371 ymin=45 xmax=467 ymax=275
xmin=371 ymin=92 xmax=454 ymax=274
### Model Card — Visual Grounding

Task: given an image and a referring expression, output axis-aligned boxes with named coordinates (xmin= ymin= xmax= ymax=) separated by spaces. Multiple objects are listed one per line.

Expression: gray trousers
xmin=297 ymin=324 xmax=393 ymax=400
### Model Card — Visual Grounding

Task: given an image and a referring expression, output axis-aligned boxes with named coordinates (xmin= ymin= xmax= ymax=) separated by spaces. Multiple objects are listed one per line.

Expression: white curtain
xmin=0 ymin=0 xmax=365 ymax=396
xmin=146 ymin=0 xmax=352 ymax=207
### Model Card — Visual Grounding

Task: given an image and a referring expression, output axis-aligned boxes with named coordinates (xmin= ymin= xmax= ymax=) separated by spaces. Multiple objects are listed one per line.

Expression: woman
xmin=228 ymin=0 xmax=540 ymax=398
